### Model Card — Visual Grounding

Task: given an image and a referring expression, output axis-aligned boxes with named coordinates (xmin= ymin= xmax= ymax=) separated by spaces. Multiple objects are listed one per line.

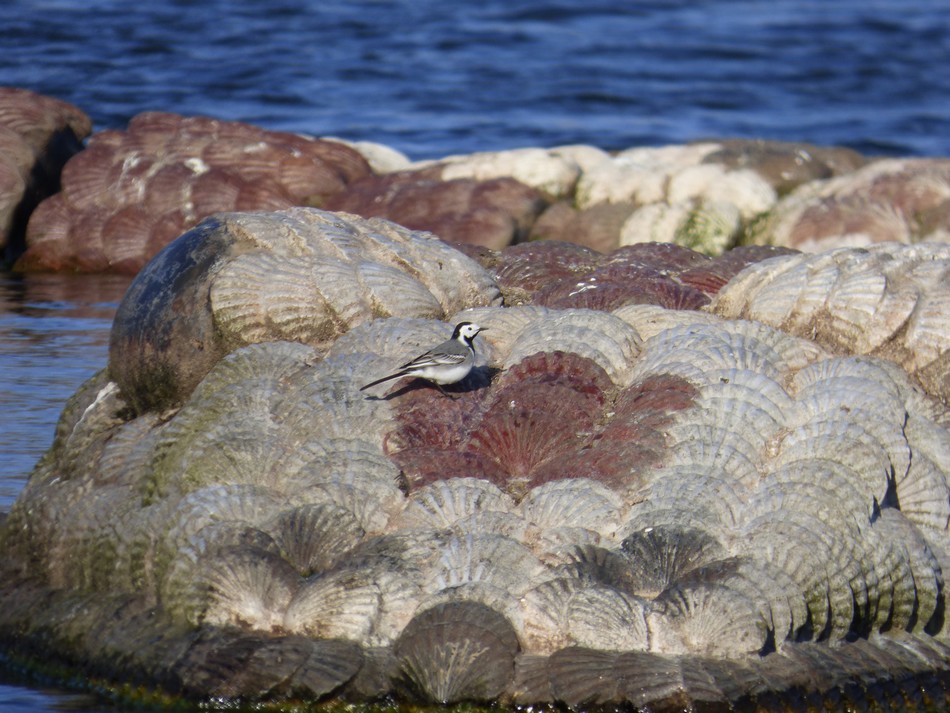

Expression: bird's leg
xmin=434 ymin=382 xmax=457 ymax=399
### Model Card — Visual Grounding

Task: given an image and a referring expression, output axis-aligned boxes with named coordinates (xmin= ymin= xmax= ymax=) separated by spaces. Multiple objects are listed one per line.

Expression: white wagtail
xmin=359 ymin=322 xmax=484 ymax=396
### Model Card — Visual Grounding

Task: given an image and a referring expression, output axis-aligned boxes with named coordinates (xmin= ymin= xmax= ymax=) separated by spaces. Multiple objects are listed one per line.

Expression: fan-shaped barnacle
xmin=42 ymin=483 xmax=140 ymax=592
xmin=422 ymin=532 xmax=547 ymax=596
xmin=663 ymin=423 xmax=763 ymax=490
xmin=392 ymin=600 xmax=520 ymax=704
xmin=359 ymin=215 xmax=503 ymax=313
xmin=649 ymin=581 xmax=770 ymax=656
xmin=464 ymin=390 xmax=594 ymax=480
xmin=517 ymin=478 xmax=625 ymax=540
xmin=693 ymin=367 xmax=795 ymax=428
xmin=208 ymin=252 xmax=352 ymax=348
xmin=279 ymin=436 xmax=402 ymax=494
xmin=504 ymin=309 xmax=643 ymax=386
xmin=630 ymin=321 xmax=787 ymax=386
xmin=708 ymin=250 xmax=807 ymax=321
xmin=392 ymin=477 xmax=514 ymax=531
xmin=158 ymin=521 xmax=286 ymax=625
xmin=291 ymin=469 xmax=405 ymax=535
xmin=871 ymin=509 xmax=943 ymax=634
xmin=751 ymin=458 xmax=876 ymax=528
xmin=94 ymin=412 xmax=163 ymax=489
xmin=611 ymin=303 xmax=722 ymax=342
xmin=636 ymin=466 xmax=745 ymax=530
xmin=771 ymin=421 xmax=894 ymax=508
xmin=265 ymin=503 xmax=366 ymax=577
xmin=326 ymin=316 xmax=445 ymax=362
xmin=669 ymin=399 xmax=777 ymax=462
xmin=283 ymin=565 xmax=418 ymax=646
xmin=199 ymin=545 xmax=301 ymax=631
xmin=145 ymin=376 xmax=291 ymax=498
xmin=895 ymin=452 xmax=950 ymax=532
xmin=185 ymin=342 xmax=317 ymax=408
xmin=497 ymin=349 xmax=615 ymax=399
xmin=616 ymin=524 xmax=729 ymax=598
xmin=791 ymin=358 xmax=908 ymax=425
xmin=738 ymin=509 xmax=868 ymax=641
xmin=789 ymin=390 xmax=911 ymax=484
xmin=518 ymin=576 xmax=649 ymax=654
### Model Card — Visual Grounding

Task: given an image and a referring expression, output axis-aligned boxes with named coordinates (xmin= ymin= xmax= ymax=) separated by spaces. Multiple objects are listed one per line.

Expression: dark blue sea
xmin=1 ymin=1 xmax=949 ymax=710
xmin=3 ymin=0 xmax=950 ymax=159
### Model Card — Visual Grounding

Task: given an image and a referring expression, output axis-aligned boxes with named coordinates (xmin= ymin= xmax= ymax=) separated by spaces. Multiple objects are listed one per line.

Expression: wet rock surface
xmin=0 ymin=87 xmax=90 ymax=262
xmin=2 ymin=208 xmax=950 ymax=710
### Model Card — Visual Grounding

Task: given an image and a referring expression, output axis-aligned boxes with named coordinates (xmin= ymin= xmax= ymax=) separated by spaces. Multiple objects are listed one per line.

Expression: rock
xmin=0 ymin=87 xmax=90 ymax=262
xmin=701 ymin=138 xmax=866 ymax=195
xmin=323 ymin=170 xmax=547 ymax=249
xmin=2 ymin=219 xmax=949 ymax=710
xmin=108 ymin=208 xmax=501 ymax=413
xmin=14 ymin=111 xmax=373 ymax=273
xmin=748 ymin=157 xmax=950 ymax=251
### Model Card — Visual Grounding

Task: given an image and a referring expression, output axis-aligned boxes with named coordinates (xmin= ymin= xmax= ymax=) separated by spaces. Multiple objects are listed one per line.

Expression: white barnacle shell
xmin=205 ymin=208 xmax=500 ymax=352
xmin=635 ymin=466 xmax=745 ymax=531
xmin=199 ymin=545 xmax=301 ymax=631
xmin=265 ymin=503 xmax=366 ymax=577
xmin=358 ymin=215 xmax=502 ymax=313
xmin=711 ymin=243 xmax=950 ymax=404
xmin=895 ymin=452 xmax=950 ymax=532
xmin=284 ymin=565 xmax=418 ymax=646
xmin=517 ymin=478 xmax=626 ymax=542
xmin=648 ymin=582 xmax=769 ymax=657
xmin=422 ymin=532 xmax=547 ymax=597
xmin=393 ymin=478 xmax=514 ymax=531
xmin=610 ymin=303 xmax=722 ymax=342
xmin=629 ymin=319 xmax=803 ymax=387
xmin=504 ymin=309 xmax=643 ymax=386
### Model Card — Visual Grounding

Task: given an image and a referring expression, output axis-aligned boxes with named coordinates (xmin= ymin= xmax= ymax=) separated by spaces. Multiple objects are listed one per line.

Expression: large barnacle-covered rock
xmin=1 ymin=209 xmax=950 ymax=710
xmin=0 ymin=87 xmax=90 ymax=260
xmin=14 ymin=112 xmax=373 ymax=273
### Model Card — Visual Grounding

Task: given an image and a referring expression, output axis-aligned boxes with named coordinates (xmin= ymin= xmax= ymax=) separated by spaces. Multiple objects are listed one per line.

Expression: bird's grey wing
xmin=400 ymin=349 xmax=468 ymax=370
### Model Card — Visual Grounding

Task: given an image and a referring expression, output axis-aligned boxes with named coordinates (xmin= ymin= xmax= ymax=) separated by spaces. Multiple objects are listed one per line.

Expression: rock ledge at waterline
xmin=2 ymin=208 xmax=950 ymax=710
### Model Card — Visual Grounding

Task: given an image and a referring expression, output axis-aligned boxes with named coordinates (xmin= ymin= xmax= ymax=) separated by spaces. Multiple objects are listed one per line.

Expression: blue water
xmin=2 ymin=0 xmax=950 ymax=159
xmin=2 ymin=1 xmax=950 ymax=710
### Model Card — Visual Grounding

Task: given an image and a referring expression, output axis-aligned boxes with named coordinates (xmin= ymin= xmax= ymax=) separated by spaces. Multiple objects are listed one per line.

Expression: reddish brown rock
xmin=485 ymin=240 xmax=786 ymax=310
xmin=529 ymin=200 xmax=636 ymax=252
xmin=15 ymin=111 xmax=372 ymax=274
xmin=323 ymin=170 xmax=547 ymax=250
xmin=0 ymin=87 xmax=91 ymax=262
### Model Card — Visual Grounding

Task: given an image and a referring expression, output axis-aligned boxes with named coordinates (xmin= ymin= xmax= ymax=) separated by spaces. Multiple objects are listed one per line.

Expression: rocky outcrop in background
xmin=2 ymin=87 xmax=949 ymax=274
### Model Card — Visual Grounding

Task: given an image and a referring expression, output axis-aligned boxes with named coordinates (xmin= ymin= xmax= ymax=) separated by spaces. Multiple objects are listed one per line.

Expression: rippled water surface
xmin=2 ymin=0 xmax=949 ymax=710
xmin=3 ymin=0 xmax=950 ymax=158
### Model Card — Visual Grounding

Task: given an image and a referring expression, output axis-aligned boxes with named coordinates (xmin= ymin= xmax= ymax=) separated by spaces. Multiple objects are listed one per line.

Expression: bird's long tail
xmin=359 ymin=371 xmax=409 ymax=391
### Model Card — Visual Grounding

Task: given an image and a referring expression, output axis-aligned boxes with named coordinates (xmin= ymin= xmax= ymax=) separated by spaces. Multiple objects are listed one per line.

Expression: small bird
xmin=360 ymin=322 xmax=484 ymax=396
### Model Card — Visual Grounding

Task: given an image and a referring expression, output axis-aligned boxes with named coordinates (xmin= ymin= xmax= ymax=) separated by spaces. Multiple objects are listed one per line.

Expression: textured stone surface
xmin=0 ymin=87 xmax=90 ymax=261
xmin=15 ymin=112 xmax=373 ymax=273
xmin=2 ymin=210 xmax=949 ymax=709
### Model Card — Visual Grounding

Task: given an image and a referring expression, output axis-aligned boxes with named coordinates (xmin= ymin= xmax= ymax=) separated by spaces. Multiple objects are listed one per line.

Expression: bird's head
xmin=453 ymin=322 xmax=483 ymax=343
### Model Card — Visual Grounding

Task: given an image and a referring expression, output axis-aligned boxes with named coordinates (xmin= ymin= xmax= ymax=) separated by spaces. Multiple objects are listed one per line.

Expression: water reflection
xmin=0 ymin=271 xmax=130 ymax=511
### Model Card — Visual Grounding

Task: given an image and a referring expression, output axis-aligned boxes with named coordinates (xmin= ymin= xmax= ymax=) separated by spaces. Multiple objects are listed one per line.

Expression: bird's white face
xmin=457 ymin=323 xmax=482 ymax=340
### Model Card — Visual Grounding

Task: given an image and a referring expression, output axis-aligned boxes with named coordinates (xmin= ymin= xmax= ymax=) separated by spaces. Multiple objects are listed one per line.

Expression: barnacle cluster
xmin=1 ymin=208 xmax=949 ymax=710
